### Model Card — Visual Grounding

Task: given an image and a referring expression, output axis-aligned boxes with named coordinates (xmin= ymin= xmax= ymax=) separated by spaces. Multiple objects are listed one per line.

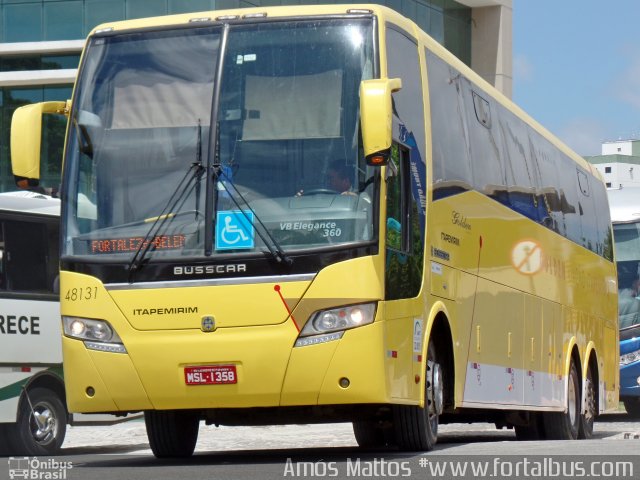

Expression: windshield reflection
xmin=63 ymin=19 xmax=376 ymax=262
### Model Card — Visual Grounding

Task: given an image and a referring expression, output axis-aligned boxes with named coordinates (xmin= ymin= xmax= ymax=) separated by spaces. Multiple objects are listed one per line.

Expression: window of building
xmin=605 ymin=166 xmax=611 ymax=173
xmin=0 ymin=55 xmax=80 ymax=72
xmin=606 ymin=183 xmax=612 ymax=188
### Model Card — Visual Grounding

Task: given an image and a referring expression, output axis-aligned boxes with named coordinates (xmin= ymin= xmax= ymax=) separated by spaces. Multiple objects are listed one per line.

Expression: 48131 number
xmin=65 ymin=287 xmax=98 ymax=301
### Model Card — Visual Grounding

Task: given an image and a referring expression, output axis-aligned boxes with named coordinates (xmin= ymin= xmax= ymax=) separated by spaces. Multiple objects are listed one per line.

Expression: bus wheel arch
xmin=13 ymin=374 xmax=68 ymax=455
xmin=543 ymin=345 xmax=581 ymax=440
xmin=426 ymin=312 xmax=455 ymax=413
xmin=392 ymin=311 xmax=454 ymax=451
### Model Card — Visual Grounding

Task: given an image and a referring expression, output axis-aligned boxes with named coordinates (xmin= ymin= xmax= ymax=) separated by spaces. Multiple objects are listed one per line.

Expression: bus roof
xmin=607 ymin=187 xmax=640 ymax=223
xmin=0 ymin=191 xmax=60 ymax=216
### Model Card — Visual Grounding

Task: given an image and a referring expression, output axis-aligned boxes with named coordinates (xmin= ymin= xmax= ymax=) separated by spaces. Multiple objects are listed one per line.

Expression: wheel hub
xmin=427 ymin=360 xmax=444 ymax=416
xmin=31 ymin=405 xmax=57 ymax=444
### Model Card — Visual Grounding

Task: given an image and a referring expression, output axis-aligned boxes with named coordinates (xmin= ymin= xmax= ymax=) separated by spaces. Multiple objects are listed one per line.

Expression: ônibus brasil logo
xmin=7 ymin=457 xmax=73 ymax=480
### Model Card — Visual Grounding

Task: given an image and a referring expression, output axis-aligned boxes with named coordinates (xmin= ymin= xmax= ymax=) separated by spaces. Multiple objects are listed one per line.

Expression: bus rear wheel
xmin=14 ymin=387 xmax=67 ymax=455
xmin=393 ymin=339 xmax=441 ymax=451
xmin=145 ymin=410 xmax=200 ymax=458
xmin=543 ymin=359 xmax=580 ymax=440
xmin=579 ymin=364 xmax=596 ymax=439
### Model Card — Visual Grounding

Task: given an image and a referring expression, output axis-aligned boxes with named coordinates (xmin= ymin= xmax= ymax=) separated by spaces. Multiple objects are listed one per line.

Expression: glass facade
xmin=0 ymin=0 xmax=470 ymax=59
xmin=0 ymin=54 xmax=80 ymax=72
xmin=0 ymin=0 xmax=471 ymax=194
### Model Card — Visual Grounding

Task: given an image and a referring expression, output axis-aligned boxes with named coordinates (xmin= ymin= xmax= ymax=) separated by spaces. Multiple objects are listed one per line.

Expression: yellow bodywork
xmin=61 ymin=256 xmax=394 ymax=412
xmin=359 ymin=78 xmax=402 ymax=158
xmin=58 ymin=4 xmax=618 ymax=416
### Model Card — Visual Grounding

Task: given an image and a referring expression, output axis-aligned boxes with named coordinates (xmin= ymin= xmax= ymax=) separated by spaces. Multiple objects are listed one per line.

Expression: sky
xmin=513 ymin=0 xmax=640 ymax=156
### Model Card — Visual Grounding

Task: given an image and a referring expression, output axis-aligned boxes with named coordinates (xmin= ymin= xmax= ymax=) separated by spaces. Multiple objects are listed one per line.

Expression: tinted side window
xmin=592 ymin=180 xmax=613 ymax=261
xmin=462 ymin=84 xmax=505 ymax=199
xmin=385 ymin=25 xmax=425 ymax=300
xmin=425 ymin=48 xmax=610 ymax=260
xmin=0 ymin=218 xmax=58 ymax=293
xmin=425 ymin=49 xmax=472 ymax=199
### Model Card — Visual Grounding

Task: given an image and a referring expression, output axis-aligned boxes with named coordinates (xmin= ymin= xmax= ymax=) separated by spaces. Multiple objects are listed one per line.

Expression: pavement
xmin=61 ymin=413 xmax=640 ymax=456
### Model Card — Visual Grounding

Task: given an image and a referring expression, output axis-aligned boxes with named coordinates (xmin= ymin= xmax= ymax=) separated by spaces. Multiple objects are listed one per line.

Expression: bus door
xmin=383 ymin=25 xmax=426 ymax=401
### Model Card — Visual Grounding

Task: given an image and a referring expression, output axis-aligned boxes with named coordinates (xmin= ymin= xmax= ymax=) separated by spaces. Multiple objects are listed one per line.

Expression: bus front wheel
xmin=14 ymin=387 xmax=67 ymax=455
xmin=543 ymin=359 xmax=580 ymax=440
xmin=393 ymin=339 xmax=441 ymax=451
xmin=145 ymin=410 xmax=199 ymax=458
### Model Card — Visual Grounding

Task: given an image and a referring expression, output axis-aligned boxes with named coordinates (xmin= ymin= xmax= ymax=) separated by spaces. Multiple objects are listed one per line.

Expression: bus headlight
xmin=620 ymin=349 xmax=640 ymax=366
xmin=62 ymin=316 xmax=127 ymax=353
xmin=297 ymin=303 xmax=377 ymax=343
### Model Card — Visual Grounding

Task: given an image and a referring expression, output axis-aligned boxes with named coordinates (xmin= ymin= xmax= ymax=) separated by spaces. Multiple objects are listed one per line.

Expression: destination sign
xmin=90 ymin=234 xmax=186 ymax=254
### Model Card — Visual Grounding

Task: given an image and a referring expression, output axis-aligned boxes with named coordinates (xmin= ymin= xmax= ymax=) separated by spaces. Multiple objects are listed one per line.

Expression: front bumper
xmin=63 ymin=319 xmax=390 ymax=413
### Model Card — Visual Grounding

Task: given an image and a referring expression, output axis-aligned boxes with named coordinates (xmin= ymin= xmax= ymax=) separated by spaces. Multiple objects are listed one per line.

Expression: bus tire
xmin=514 ymin=413 xmax=546 ymax=440
xmin=393 ymin=339 xmax=441 ymax=451
xmin=13 ymin=387 xmax=67 ymax=455
xmin=145 ymin=410 xmax=199 ymax=458
xmin=353 ymin=421 xmax=387 ymax=448
xmin=543 ymin=359 xmax=580 ymax=440
xmin=623 ymin=399 xmax=640 ymax=417
xmin=579 ymin=364 xmax=596 ymax=439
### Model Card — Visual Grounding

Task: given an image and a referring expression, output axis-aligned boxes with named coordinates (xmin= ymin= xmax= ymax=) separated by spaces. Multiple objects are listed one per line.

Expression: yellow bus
xmin=10 ymin=4 xmax=618 ymax=457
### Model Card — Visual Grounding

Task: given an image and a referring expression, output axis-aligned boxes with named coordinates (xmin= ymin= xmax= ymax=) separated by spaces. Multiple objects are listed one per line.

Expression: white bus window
xmin=0 ymin=220 xmax=58 ymax=294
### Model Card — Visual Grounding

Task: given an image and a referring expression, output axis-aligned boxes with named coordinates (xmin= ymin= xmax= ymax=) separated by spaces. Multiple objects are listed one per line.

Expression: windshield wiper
xmin=217 ymin=168 xmax=293 ymax=266
xmin=127 ymin=125 xmax=205 ymax=282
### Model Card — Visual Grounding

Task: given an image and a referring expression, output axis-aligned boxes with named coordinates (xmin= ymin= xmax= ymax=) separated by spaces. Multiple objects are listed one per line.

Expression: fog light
xmin=86 ymin=387 xmax=95 ymax=397
xmin=339 ymin=377 xmax=350 ymax=388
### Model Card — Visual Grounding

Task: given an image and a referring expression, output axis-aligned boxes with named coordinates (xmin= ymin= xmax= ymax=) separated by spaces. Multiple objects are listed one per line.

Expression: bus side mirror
xmin=359 ymin=78 xmax=402 ymax=166
xmin=11 ymin=101 xmax=69 ymax=189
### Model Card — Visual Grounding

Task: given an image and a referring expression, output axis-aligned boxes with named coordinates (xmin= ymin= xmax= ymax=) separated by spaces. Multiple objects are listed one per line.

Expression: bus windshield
xmin=62 ymin=19 xmax=376 ymax=261
xmin=614 ymin=222 xmax=640 ymax=330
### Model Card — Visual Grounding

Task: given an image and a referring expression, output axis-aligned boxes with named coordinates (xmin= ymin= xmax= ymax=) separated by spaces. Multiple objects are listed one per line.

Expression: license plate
xmin=184 ymin=365 xmax=237 ymax=385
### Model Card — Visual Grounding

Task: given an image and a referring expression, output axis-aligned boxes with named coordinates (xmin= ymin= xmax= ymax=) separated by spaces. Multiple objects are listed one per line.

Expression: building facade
xmin=586 ymin=139 xmax=640 ymax=190
xmin=0 ymin=0 xmax=512 ymax=192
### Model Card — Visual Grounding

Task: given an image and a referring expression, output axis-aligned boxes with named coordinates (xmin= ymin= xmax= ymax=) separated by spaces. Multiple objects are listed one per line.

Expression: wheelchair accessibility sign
xmin=216 ymin=210 xmax=255 ymax=250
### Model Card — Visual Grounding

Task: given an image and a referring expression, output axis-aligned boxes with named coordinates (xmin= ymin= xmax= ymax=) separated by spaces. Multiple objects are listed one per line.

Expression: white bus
xmin=0 ymin=192 xmax=130 ymax=456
